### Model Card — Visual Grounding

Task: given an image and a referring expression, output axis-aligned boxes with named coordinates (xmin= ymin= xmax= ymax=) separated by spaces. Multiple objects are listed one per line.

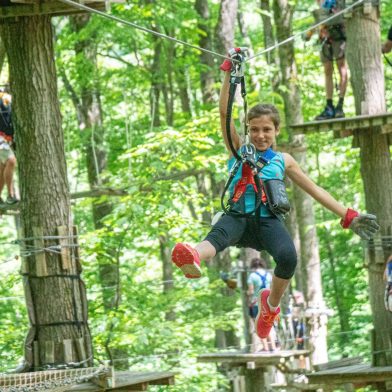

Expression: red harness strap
xmin=232 ymin=163 xmax=267 ymax=203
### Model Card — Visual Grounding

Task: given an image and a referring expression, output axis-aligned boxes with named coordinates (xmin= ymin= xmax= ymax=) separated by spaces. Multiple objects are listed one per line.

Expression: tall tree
xmin=345 ymin=6 xmax=392 ymax=366
xmin=272 ymin=0 xmax=328 ymax=364
xmin=0 ymin=16 xmax=92 ymax=368
xmin=215 ymin=0 xmax=238 ymax=55
xmin=195 ymin=0 xmax=217 ymax=104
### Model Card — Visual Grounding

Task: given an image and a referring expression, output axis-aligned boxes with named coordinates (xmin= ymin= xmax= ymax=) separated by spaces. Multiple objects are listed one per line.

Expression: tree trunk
xmin=259 ymin=0 xmax=280 ymax=91
xmin=0 ymin=16 xmax=92 ymax=368
xmin=345 ymin=7 xmax=392 ymax=366
xmin=162 ymin=39 xmax=174 ymax=126
xmin=175 ymin=54 xmax=192 ymax=115
xmin=273 ymin=0 xmax=328 ymax=364
xmin=237 ymin=0 xmax=260 ymax=91
xmin=159 ymin=234 xmax=175 ymax=321
xmin=195 ymin=0 xmax=217 ymax=104
xmin=0 ymin=37 xmax=6 ymax=77
xmin=150 ymin=37 xmax=162 ymax=127
xmin=215 ymin=0 xmax=238 ymax=54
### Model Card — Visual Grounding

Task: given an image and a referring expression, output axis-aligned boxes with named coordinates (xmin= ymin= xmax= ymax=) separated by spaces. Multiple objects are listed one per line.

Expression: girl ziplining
xmin=171 ymin=48 xmax=380 ymax=340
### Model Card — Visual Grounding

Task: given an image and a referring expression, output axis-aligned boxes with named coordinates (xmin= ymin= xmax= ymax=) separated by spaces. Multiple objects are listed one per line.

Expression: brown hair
xmin=247 ymin=104 xmax=280 ymax=128
xmin=250 ymin=257 xmax=267 ymax=269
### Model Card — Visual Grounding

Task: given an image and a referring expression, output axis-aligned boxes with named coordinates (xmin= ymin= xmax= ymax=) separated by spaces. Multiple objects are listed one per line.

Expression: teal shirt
xmin=247 ymin=269 xmax=272 ymax=304
xmin=228 ymin=151 xmax=285 ymax=217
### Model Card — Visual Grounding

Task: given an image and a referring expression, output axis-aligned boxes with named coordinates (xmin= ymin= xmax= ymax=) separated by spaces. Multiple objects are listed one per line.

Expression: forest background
xmin=0 ymin=0 xmax=391 ymax=390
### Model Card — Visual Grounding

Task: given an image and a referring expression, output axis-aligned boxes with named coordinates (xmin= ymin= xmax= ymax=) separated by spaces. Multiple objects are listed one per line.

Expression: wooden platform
xmin=0 ymin=0 xmax=107 ymax=18
xmin=68 ymin=371 xmax=176 ymax=391
xmin=197 ymin=350 xmax=309 ymax=367
xmin=290 ymin=112 xmax=392 ymax=138
xmin=307 ymin=363 xmax=392 ymax=384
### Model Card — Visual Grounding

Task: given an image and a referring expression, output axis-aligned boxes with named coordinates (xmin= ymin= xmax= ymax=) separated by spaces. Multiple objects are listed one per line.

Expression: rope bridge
xmin=0 ymin=366 xmax=110 ymax=392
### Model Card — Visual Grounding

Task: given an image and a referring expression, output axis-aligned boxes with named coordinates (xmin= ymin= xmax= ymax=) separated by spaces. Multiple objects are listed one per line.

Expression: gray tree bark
xmin=345 ymin=6 xmax=392 ymax=366
xmin=0 ymin=16 xmax=92 ymax=368
xmin=273 ymin=0 xmax=328 ymax=364
xmin=215 ymin=0 xmax=238 ymax=54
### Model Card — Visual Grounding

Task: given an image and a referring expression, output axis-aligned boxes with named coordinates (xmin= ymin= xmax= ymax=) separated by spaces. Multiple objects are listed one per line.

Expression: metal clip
xmin=229 ymin=47 xmax=248 ymax=79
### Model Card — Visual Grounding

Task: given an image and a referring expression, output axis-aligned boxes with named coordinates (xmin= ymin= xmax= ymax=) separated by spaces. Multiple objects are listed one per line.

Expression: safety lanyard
xmin=221 ymin=48 xmax=272 ymax=217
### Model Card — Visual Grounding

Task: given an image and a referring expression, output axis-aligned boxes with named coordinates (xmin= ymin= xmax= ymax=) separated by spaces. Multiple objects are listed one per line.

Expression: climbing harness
xmin=219 ymin=49 xmax=290 ymax=220
xmin=220 ymin=48 xmax=266 ymax=218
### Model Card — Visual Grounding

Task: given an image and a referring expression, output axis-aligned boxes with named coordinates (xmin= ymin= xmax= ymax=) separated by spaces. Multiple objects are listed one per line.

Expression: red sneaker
xmin=171 ymin=243 xmax=201 ymax=279
xmin=255 ymin=289 xmax=280 ymax=339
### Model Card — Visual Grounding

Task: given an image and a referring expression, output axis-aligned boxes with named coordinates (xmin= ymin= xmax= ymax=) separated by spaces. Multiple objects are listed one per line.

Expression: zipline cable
xmin=59 ymin=0 xmax=366 ymax=67
xmin=58 ymin=0 xmax=229 ymax=61
xmin=247 ymin=0 xmax=366 ymax=61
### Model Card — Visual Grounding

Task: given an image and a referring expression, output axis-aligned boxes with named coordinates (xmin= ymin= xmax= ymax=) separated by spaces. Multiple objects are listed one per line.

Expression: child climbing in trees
xmin=171 ymin=49 xmax=380 ymax=340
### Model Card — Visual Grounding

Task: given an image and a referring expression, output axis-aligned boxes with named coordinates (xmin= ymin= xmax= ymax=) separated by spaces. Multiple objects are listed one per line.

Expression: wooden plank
xmin=64 ymin=371 xmax=176 ymax=391
xmin=381 ymin=124 xmax=392 ymax=134
xmin=57 ymin=225 xmax=71 ymax=270
xmin=63 ymin=339 xmax=73 ymax=363
xmin=149 ymin=375 xmax=175 ymax=385
xmin=290 ymin=112 xmax=392 ymax=136
xmin=33 ymin=341 xmax=40 ymax=368
xmin=313 ymin=356 xmax=363 ymax=371
xmin=44 ymin=340 xmax=55 ymax=364
xmin=73 ymin=226 xmax=82 ymax=273
xmin=307 ymin=363 xmax=392 ymax=384
xmin=197 ymin=350 xmax=309 ymax=366
xmin=18 ymin=226 xmax=28 ymax=274
xmin=75 ymin=337 xmax=87 ymax=366
xmin=33 ymin=227 xmax=47 ymax=277
xmin=0 ymin=1 xmax=106 ymax=18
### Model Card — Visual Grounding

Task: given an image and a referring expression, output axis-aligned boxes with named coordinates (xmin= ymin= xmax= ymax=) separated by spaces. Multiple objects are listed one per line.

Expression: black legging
xmin=204 ymin=214 xmax=297 ymax=279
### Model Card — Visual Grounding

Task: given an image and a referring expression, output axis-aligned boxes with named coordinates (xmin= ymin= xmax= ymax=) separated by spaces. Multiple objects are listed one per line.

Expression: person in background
xmin=382 ymin=26 xmax=392 ymax=54
xmin=0 ymin=89 xmax=18 ymax=205
xmin=384 ymin=254 xmax=392 ymax=312
xmin=247 ymin=257 xmax=276 ymax=352
xmin=305 ymin=0 xmax=348 ymax=120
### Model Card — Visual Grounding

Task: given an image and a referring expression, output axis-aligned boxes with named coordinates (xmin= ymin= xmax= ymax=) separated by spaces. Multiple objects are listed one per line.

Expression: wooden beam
xmin=0 ymin=1 xmax=106 ymax=18
xmin=57 ymin=225 xmax=71 ymax=270
xmin=33 ymin=227 xmax=48 ymax=277
xmin=307 ymin=363 xmax=392 ymax=384
xmin=290 ymin=112 xmax=392 ymax=138
xmin=313 ymin=356 xmax=363 ymax=371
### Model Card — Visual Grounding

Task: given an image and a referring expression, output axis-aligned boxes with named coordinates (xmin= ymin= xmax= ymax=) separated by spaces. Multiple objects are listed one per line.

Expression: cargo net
xmin=0 ymin=367 xmax=108 ymax=392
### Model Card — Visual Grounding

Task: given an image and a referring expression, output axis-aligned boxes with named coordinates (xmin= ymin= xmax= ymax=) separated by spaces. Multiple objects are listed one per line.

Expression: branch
xmin=155 ymin=169 xmax=206 ymax=182
xmin=70 ymin=169 xmax=208 ymax=199
xmin=71 ymin=188 xmax=127 ymax=200
xmin=59 ymin=67 xmax=81 ymax=111
xmin=97 ymin=50 xmax=134 ymax=67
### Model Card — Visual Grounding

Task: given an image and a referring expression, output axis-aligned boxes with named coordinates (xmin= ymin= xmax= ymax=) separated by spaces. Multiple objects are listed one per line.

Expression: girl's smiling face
xmin=249 ymin=115 xmax=280 ymax=151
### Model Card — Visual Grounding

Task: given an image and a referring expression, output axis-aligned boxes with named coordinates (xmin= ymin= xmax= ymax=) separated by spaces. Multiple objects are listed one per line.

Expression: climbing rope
xmin=58 ymin=0 xmax=228 ymax=60
xmin=59 ymin=0 xmax=366 ymax=64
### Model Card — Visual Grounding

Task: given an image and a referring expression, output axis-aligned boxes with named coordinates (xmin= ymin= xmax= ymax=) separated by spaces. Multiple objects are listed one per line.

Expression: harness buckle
xmin=240 ymin=143 xmax=257 ymax=172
